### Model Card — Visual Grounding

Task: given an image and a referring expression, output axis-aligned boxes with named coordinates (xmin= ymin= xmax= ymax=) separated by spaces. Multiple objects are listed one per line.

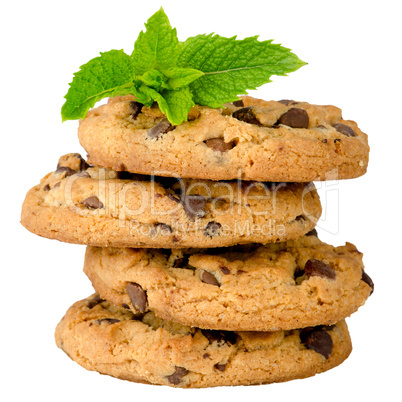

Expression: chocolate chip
xmin=232 ymin=107 xmax=260 ymax=125
xmin=147 ymin=118 xmax=174 ymax=139
xmin=204 ymin=222 xmax=222 ymax=237
xmin=96 ymin=318 xmax=120 ymax=325
xmin=202 ymin=330 xmax=237 ymax=346
xmin=203 ymin=353 xmax=210 ymax=359
xmin=87 ymin=295 xmax=104 ymax=309
xmin=130 ymin=101 xmax=143 ymax=120
xmin=82 ymin=196 xmax=104 ymax=210
xmin=126 ymin=282 xmax=147 ymax=312
xmin=75 ymin=171 xmax=91 ymax=178
xmin=322 ymin=139 xmax=328 ymax=144
xmin=305 ymin=229 xmax=318 ymax=237
xmin=182 ymin=195 xmax=207 ymax=220
xmin=204 ymin=138 xmax=235 ymax=152
xmin=43 ymin=184 xmax=50 ymax=191
xmin=304 ymin=259 xmax=336 ymax=280
xmin=361 ymin=270 xmax=374 ymax=295
xmin=55 ymin=166 xmax=77 ymax=177
xmin=201 ymin=271 xmax=220 ymax=286
xmin=278 ymin=99 xmax=298 ymax=106
xmin=232 ymin=100 xmax=244 ymax=107
xmin=332 ymin=123 xmax=356 ymax=137
xmin=166 ymin=366 xmax=189 ymax=385
xmin=277 ymin=108 xmax=309 ymax=128
xmin=300 ymin=328 xmax=333 ymax=359
xmin=173 ymin=256 xmax=189 ymax=268
xmin=155 ymin=223 xmax=173 ymax=233
xmin=220 ymin=266 xmax=230 ymax=275
xmin=215 ymin=363 xmax=226 ymax=372
xmin=334 ymin=138 xmax=341 ymax=143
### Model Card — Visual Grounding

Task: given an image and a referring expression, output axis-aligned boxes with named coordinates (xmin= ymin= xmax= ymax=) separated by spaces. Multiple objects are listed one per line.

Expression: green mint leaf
xmin=138 ymin=85 xmax=194 ymax=125
xmin=136 ymin=69 xmax=169 ymax=91
xmin=164 ymin=67 xmax=204 ymax=89
xmin=61 ymin=50 xmax=137 ymax=121
xmin=177 ymin=34 xmax=306 ymax=107
xmin=131 ymin=8 xmax=180 ymax=76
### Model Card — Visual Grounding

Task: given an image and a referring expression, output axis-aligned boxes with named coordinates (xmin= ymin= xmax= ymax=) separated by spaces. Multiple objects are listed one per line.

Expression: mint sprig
xmin=61 ymin=8 xmax=306 ymax=125
xmin=178 ymin=34 xmax=307 ymax=108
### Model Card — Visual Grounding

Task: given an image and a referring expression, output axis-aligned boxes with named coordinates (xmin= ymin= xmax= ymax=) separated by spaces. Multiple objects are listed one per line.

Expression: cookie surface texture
xmin=78 ymin=96 xmax=369 ymax=182
xmin=55 ymin=295 xmax=352 ymax=388
xmin=84 ymin=235 xmax=373 ymax=331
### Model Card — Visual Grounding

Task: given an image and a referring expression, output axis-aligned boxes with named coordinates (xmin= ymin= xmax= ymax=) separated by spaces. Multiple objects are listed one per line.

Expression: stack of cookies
xmin=21 ymin=95 xmax=373 ymax=387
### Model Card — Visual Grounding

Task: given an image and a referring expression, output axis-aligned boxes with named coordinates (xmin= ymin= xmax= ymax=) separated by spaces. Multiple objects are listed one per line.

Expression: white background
xmin=2 ymin=0 xmax=400 ymax=400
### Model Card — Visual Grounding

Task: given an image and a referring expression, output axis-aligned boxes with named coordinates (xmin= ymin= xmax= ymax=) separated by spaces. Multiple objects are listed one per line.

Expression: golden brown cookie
xmin=21 ymin=153 xmax=321 ymax=248
xmin=55 ymin=294 xmax=352 ymax=388
xmin=84 ymin=234 xmax=373 ymax=331
xmin=78 ymin=96 xmax=369 ymax=182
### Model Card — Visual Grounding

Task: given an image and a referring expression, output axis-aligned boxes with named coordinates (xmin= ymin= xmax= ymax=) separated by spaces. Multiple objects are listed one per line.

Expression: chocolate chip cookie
xmin=78 ymin=95 xmax=369 ymax=182
xmin=84 ymin=234 xmax=373 ymax=331
xmin=21 ymin=153 xmax=321 ymax=248
xmin=55 ymin=294 xmax=352 ymax=388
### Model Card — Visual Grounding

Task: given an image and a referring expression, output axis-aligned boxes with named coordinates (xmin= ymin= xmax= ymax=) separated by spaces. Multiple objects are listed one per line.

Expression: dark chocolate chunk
xmin=55 ymin=166 xmax=77 ymax=177
xmin=304 ymin=259 xmax=336 ymax=280
xmin=332 ymin=123 xmax=356 ymax=137
xmin=75 ymin=171 xmax=91 ymax=178
xmin=87 ymin=294 xmax=104 ymax=309
xmin=232 ymin=100 xmax=244 ymax=107
xmin=173 ymin=256 xmax=189 ymax=268
xmin=147 ymin=118 xmax=174 ymax=139
xmin=305 ymin=228 xmax=318 ymax=237
xmin=201 ymin=271 xmax=220 ymax=286
xmin=96 ymin=318 xmax=120 ymax=325
xmin=155 ymin=223 xmax=173 ymax=233
xmin=300 ymin=328 xmax=333 ymax=359
xmin=201 ymin=330 xmax=237 ymax=346
xmin=204 ymin=138 xmax=235 ymax=152
xmin=126 ymin=282 xmax=147 ymax=312
xmin=204 ymin=221 xmax=222 ymax=237
xmin=130 ymin=101 xmax=143 ymax=120
xmin=232 ymin=107 xmax=260 ymax=125
xmin=361 ymin=270 xmax=374 ymax=295
xmin=166 ymin=366 xmax=189 ymax=385
xmin=278 ymin=99 xmax=298 ymax=106
xmin=182 ymin=195 xmax=207 ymax=220
xmin=43 ymin=184 xmax=50 ymax=191
xmin=220 ymin=266 xmax=230 ymax=275
xmin=215 ymin=363 xmax=226 ymax=372
xmin=277 ymin=108 xmax=309 ymax=128
xmin=82 ymin=196 xmax=104 ymax=210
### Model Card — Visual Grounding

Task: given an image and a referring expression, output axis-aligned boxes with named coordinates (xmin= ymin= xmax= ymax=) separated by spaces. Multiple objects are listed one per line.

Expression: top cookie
xmin=78 ymin=96 xmax=369 ymax=182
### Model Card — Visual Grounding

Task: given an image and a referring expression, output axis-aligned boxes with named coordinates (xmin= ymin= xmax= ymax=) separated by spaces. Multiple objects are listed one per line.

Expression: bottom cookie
xmin=55 ymin=295 xmax=352 ymax=388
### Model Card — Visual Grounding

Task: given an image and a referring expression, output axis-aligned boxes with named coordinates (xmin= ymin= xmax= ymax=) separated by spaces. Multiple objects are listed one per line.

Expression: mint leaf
xmin=138 ymin=85 xmax=194 ymax=125
xmin=132 ymin=8 xmax=180 ymax=75
xmin=162 ymin=87 xmax=194 ymax=124
xmin=178 ymin=34 xmax=306 ymax=107
xmin=61 ymin=50 xmax=137 ymax=121
xmin=164 ymin=67 xmax=204 ymax=89
xmin=136 ymin=69 xmax=169 ymax=91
